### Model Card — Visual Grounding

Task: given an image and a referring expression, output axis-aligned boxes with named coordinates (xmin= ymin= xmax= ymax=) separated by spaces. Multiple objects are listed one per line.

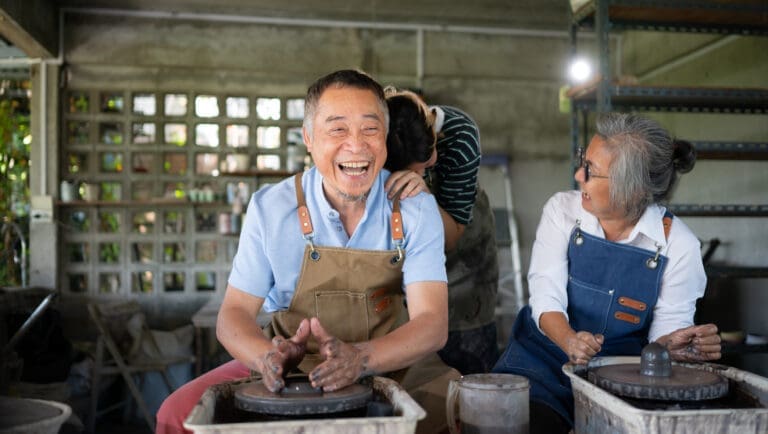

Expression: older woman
xmin=494 ymin=112 xmax=721 ymax=434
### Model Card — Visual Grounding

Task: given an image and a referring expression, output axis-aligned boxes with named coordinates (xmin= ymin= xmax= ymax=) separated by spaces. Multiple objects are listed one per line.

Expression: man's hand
xmin=384 ymin=170 xmax=429 ymax=200
xmin=566 ymin=331 xmax=604 ymax=365
xmin=308 ymin=317 xmax=372 ymax=392
xmin=257 ymin=318 xmax=310 ymax=392
xmin=657 ymin=323 xmax=721 ymax=362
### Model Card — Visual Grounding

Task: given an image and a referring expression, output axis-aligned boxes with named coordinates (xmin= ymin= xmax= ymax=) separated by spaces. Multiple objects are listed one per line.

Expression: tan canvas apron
xmin=263 ymin=172 xmax=459 ymax=433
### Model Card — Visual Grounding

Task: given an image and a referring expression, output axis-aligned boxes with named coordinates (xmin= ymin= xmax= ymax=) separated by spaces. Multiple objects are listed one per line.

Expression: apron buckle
xmin=304 ymin=234 xmax=321 ymax=261
xmin=390 ymin=240 xmax=404 ymax=265
xmin=645 ymin=243 xmax=662 ymax=269
xmin=574 ymin=219 xmax=584 ymax=246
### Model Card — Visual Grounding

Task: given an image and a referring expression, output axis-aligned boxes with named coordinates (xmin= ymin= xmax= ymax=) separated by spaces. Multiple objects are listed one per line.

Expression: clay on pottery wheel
xmin=588 ymin=343 xmax=728 ymax=401
xmin=234 ymin=376 xmax=373 ymax=415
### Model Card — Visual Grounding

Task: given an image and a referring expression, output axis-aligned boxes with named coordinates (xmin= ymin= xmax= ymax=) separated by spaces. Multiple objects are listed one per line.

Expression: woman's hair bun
xmin=672 ymin=139 xmax=696 ymax=174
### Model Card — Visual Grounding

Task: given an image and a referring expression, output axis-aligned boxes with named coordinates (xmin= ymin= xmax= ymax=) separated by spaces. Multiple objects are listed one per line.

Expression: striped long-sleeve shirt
xmin=429 ymin=105 xmax=481 ymax=226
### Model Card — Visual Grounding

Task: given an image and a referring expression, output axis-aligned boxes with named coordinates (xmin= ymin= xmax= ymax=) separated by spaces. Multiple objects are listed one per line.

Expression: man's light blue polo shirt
xmin=228 ymin=166 xmax=447 ymax=312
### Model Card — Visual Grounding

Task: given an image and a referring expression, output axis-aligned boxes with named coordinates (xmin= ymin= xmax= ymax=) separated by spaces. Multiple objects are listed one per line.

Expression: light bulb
xmin=569 ymin=58 xmax=593 ymax=84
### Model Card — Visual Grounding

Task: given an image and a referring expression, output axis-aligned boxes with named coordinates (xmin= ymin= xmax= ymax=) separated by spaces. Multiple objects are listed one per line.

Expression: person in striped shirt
xmin=384 ymin=88 xmax=500 ymax=375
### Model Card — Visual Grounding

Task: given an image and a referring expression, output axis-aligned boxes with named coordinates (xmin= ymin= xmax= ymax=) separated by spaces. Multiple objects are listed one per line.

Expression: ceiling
xmin=53 ymin=0 xmax=572 ymax=30
xmin=2 ymin=0 xmax=572 ymax=73
xmin=0 ymin=1 xmax=572 ymax=62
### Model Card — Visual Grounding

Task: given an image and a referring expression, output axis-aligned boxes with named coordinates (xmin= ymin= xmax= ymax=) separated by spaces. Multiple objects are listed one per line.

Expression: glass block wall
xmin=59 ymin=90 xmax=306 ymax=295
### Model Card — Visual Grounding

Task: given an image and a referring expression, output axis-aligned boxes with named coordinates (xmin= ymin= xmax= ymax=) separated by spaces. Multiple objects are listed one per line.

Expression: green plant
xmin=99 ymin=242 xmax=121 ymax=263
xmin=0 ymin=93 xmax=31 ymax=286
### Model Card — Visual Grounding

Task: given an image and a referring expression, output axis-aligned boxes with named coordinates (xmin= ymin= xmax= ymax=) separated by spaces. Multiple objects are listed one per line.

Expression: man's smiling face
xmin=303 ymin=86 xmax=387 ymax=204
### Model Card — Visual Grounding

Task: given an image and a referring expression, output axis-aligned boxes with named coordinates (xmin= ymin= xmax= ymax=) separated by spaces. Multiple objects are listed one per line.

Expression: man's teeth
xmin=340 ymin=162 xmax=368 ymax=168
xmin=339 ymin=162 xmax=369 ymax=175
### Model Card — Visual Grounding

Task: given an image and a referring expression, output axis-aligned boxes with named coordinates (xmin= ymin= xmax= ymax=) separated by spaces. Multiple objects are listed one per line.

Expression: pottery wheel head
xmin=234 ymin=376 xmax=373 ymax=415
xmin=589 ymin=364 xmax=728 ymax=401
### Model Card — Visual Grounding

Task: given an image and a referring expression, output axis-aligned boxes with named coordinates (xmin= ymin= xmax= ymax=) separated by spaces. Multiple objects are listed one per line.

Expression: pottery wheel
xmin=589 ymin=364 xmax=728 ymax=401
xmin=234 ymin=376 xmax=373 ymax=415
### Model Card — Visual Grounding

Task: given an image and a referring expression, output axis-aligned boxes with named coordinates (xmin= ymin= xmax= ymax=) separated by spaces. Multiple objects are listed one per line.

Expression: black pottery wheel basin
xmin=234 ymin=376 xmax=373 ymax=416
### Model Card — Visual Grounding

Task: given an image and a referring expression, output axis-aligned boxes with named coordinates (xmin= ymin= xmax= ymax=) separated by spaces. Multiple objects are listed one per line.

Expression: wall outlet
xmin=31 ymin=195 xmax=54 ymax=223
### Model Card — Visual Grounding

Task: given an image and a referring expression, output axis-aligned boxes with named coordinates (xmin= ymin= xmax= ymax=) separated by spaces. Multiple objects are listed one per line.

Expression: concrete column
xmin=28 ymin=61 xmax=60 ymax=288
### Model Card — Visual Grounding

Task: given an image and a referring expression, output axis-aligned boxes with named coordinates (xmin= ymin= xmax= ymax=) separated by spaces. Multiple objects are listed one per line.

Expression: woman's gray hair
xmin=596 ymin=113 xmax=696 ymax=221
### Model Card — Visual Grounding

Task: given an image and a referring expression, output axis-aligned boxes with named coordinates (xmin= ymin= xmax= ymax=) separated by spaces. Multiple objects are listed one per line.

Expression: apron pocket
xmin=315 ymin=291 xmax=369 ymax=343
xmin=566 ymin=275 xmax=613 ymax=335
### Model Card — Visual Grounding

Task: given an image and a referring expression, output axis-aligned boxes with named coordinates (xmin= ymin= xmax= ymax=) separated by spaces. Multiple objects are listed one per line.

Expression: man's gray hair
xmin=303 ymin=69 xmax=389 ymax=138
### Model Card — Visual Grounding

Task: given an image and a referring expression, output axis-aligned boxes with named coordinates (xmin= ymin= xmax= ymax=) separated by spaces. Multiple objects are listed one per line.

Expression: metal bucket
xmin=446 ymin=373 xmax=529 ymax=434
xmin=184 ymin=376 xmax=425 ymax=434
xmin=563 ymin=356 xmax=768 ymax=434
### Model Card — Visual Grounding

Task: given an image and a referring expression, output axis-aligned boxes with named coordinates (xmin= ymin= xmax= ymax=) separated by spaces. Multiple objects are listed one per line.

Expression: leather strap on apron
xmin=265 ymin=171 xmax=407 ymax=373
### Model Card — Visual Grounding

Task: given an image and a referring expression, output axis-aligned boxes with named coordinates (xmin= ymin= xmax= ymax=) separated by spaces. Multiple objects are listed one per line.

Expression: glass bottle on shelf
xmin=230 ymin=196 xmax=243 ymax=234
xmin=286 ymin=143 xmax=306 ymax=172
xmin=286 ymin=143 xmax=298 ymax=172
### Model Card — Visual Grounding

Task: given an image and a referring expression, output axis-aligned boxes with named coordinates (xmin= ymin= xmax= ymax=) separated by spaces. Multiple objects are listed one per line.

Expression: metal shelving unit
xmin=570 ymin=85 xmax=768 ymax=114
xmin=569 ymin=0 xmax=768 ymax=222
xmin=668 ymin=204 xmax=768 ymax=218
xmin=569 ymin=0 xmax=768 ymax=355
xmin=692 ymin=141 xmax=768 ymax=161
xmin=572 ymin=0 xmax=768 ymax=36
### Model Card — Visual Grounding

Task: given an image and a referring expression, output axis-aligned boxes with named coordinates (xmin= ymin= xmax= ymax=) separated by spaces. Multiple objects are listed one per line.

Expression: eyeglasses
xmin=576 ymin=147 xmax=609 ymax=182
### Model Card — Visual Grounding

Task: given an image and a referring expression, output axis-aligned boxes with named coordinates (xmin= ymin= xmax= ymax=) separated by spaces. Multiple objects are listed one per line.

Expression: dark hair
xmin=383 ymin=90 xmax=436 ymax=172
xmin=596 ymin=113 xmax=696 ymax=221
xmin=303 ymin=69 xmax=388 ymax=136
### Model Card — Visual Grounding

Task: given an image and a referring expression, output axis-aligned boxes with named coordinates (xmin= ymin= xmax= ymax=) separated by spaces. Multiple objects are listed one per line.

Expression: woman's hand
xmin=539 ymin=312 xmax=603 ymax=365
xmin=308 ymin=317 xmax=372 ymax=392
xmin=256 ymin=318 xmax=310 ymax=392
xmin=565 ymin=331 xmax=604 ymax=365
xmin=384 ymin=170 xmax=429 ymax=200
xmin=657 ymin=323 xmax=721 ymax=362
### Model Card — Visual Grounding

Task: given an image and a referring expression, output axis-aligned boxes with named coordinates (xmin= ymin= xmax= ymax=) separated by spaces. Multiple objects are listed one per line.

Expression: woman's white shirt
xmin=527 ymin=190 xmax=707 ymax=343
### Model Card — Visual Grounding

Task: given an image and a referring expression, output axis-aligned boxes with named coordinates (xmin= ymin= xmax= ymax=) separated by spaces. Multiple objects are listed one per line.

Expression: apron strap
xmin=294 ymin=171 xmax=405 ymax=262
xmin=390 ymin=190 xmax=404 ymax=243
xmin=294 ymin=171 xmax=406 ymax=244
xmin=294 ymin=172 xmax=314 ymax=236
xmin=662 ymin=209 xmax=674 ymax=241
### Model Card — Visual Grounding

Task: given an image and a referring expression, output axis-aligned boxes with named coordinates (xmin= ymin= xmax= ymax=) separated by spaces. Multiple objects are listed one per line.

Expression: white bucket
xmin=0 ymin=396 xmax=72 ymax=434
xmin=564 ymin=356 xmax=768 ymax=434
xmin=184 ymin=376 xmax=425 ymax=434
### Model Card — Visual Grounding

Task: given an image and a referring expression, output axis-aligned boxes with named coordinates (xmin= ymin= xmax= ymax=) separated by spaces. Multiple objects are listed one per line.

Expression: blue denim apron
xmin=493 ymin=212 xmax=672 ymax=425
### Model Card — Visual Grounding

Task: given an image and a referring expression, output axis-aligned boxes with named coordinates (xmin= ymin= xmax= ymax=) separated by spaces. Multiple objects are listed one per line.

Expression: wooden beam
xmin=0 ymin=1 xmax=59 ymax=59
